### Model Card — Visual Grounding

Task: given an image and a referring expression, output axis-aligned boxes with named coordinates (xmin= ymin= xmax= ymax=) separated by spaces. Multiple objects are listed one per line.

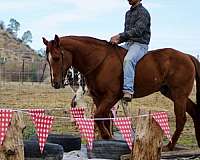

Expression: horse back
xmin=134 ymin=48 xmax=195 ymax=97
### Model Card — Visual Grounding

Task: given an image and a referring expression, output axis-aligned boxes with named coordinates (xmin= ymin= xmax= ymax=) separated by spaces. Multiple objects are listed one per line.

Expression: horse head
xmin=42 ymin=35 xmax=72 ymax=89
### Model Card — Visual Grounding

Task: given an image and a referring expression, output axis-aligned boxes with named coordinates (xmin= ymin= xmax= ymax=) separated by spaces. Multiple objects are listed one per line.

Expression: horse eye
xmin=52 ymin=57 xmax=60 ymax=62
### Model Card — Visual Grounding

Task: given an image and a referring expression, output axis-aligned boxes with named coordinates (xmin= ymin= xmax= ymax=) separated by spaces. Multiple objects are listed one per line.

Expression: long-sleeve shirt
xmin=119 ymin=3 xmax=151 ymax=45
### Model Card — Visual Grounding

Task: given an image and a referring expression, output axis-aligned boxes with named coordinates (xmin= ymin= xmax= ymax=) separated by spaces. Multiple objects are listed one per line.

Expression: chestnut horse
xmin=43 ymin=35 xmax=200 ymax=150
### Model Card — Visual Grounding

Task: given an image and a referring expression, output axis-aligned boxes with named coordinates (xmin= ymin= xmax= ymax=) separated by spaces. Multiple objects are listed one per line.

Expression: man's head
xmin=128 ymin=0 xmax=141 ymax=6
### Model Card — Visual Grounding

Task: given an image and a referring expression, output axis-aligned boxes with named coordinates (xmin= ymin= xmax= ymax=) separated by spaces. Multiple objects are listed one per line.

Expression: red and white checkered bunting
xmin=113 ymin=117 xmax=133 ymax=150
xmin=28 ymin=109 xmax=45 ymax=115
xmin=153 ymin=112 xmax=171 ymax=142
xmin=70 ymin=107 xmax=85 ymax=119
xmin=0 ymin=109 xmax=13 ymax=145
xmin=30 ymin=114 xmax=54 ymax=153
xmin=75 ymin=118 xmax=94 ymax=150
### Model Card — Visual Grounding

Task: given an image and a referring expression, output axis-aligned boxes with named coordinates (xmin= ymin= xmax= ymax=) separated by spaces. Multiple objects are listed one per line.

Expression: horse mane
xmin=61 ymin=36 xmax=125 ymax=51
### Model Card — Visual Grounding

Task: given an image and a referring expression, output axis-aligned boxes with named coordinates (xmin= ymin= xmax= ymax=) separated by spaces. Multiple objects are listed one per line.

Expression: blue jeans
xmin=122 ymin=42 xmax=148 ymax=94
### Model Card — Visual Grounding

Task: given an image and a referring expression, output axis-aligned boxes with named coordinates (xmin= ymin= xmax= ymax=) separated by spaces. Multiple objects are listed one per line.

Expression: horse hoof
xmin=162 ymin=143 xmax=174 ymax=152
xmin=101 ymin=133 xmax=112 ymax=140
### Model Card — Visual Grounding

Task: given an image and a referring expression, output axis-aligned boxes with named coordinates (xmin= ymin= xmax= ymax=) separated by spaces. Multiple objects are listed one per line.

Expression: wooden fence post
xmin=131 ymin=111 xmax=164 ymax=160
xmin=0 ymin=111 xmax=25 ymax=160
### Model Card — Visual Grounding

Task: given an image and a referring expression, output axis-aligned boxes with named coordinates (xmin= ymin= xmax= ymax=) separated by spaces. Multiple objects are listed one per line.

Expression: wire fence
xmin=0 ymin=59 xmax=94 ymax=120
xmin=0 ymin=59 xmax=48 ymax=83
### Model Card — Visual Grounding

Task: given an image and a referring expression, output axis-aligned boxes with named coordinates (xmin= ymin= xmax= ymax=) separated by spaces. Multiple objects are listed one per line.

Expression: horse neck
xmin=61 ymin=37 xmax=125 ymax=75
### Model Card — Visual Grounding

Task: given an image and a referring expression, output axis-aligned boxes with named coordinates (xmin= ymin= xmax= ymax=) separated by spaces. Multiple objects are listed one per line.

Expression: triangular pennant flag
xmin=75 ymin=118 xmax=94 ymax=150
xmin=28 ymin=109 xmax=45 ymax=115
xmin=0 ymin=109 xmax=13 ymax=145
xmin=28 ymin=109 xmax=45 ymax=126
xmin=113 ymin=117 xmax=133 ymax=150
xmin=70 ymin=107 xmax=85 ymax=119
xmin=30 ymin=114 xmax=54 ymax=153
xmin=153 ymin=112 xmax=171 ymax=142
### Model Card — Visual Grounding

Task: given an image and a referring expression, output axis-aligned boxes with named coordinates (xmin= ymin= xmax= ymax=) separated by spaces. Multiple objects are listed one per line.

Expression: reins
xmin=46 ymin=53 xmax=53 ymax=87
xmin=113 ymin=45 xmax=124 ymax=67
xmin=47 ymin=47 xmax=66 ymax=88
xmin=61 ymin=50 xmax=65 ymax=86
xmin=83 ymin=44 xmax=123 ymax=77
xmin=82 ymin=49 xmax=110 ymax=77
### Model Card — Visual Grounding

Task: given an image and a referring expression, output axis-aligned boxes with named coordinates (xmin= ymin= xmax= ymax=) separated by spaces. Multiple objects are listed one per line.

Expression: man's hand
xmin=110 ymin=34 xmax=120 ymax=44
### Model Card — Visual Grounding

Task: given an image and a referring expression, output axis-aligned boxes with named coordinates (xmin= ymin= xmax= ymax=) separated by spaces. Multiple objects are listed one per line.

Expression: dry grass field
xmin=0 ymin=81 xmax=198 ymax=149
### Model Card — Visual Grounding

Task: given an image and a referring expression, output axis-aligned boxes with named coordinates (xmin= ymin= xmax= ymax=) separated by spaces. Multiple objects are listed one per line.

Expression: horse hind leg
xmin=186 ymin=98 xmax=200 ymax=147
xmin=161 ymin=88 xmax=187 ymax=151
xmin=166 ymin=96 xmax=187 ymax=151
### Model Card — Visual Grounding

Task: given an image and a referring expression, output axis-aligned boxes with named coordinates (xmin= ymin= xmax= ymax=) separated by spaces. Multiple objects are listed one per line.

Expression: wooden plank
xmin=121 ymin=149 xmax=200 ymax=160
xmin=161 ymin=149 xmax=200 ymax=159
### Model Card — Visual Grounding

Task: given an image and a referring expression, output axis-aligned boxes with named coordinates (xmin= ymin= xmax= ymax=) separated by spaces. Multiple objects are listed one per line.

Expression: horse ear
xmin=42 ymin=37 xmax=48 ymax=46
xmin=54 ymin=34 xmax=60 ymax=47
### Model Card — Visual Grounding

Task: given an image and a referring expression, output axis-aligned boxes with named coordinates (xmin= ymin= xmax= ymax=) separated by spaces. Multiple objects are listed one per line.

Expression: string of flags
xmin=65 ymin=107 xmax=171 ymax=151
xmin=0 ymin=107 xmax=171 ymax=152
xmin=0 ymin=109 xmax=54 ymax=153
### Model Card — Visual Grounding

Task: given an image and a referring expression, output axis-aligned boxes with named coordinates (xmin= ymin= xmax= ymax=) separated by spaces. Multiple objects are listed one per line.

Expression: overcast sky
xmin=1 ymin=0 xmax=200 ymax=55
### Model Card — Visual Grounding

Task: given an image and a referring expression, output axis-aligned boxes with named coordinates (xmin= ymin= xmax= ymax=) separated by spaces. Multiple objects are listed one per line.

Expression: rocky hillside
xmin=0 ymin=29 xmax=48 ymax=82
xmin=0 ymin=28 xmax=41 ymax=62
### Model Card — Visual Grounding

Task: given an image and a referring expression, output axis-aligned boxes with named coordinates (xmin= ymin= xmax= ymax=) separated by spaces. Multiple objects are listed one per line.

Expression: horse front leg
xmin=94 ymin=98 xmax=115 ymax=139
xmin=164 ymin=96 xmax=187 ymax=151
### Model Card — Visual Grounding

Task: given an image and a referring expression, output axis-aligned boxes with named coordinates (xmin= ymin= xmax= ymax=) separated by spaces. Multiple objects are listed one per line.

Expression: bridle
xmin=46 ymin=46 xmax=66 ymax=88
xmin=46 ymin=49 xmax=53 ymax=87
xmin=60 ymin=49 xmax=66 ymax=87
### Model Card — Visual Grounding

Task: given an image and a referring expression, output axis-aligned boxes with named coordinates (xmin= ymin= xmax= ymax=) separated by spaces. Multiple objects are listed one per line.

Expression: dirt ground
xmin=0 ymin=81 xmax=198 ymax=149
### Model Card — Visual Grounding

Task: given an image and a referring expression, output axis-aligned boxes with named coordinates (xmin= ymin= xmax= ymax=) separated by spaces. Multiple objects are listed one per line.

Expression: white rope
xmin=9 ymin=108 xmax=164 ymax=120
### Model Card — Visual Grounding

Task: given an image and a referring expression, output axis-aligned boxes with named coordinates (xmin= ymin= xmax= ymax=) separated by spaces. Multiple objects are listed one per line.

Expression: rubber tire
xmin=24 ymin=140 xmax=64 ymax=160
xmin=87 ymin=140 xmax=131 ymax=160
xmin=30 ymin=133 xmax=81 ymax=152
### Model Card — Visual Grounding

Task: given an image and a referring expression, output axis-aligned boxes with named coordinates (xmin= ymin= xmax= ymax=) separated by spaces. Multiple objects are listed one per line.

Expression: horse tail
xmin=189 ymin=55 xmax=200 ymax=108
xmin=188 ymin=55 xmax=200 ymax=147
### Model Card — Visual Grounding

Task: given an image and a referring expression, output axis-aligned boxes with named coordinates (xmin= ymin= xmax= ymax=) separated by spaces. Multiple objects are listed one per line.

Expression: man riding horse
xmin=42 ymin=0 xmax=200 ymax=151
xmin=110 ymin=0 xmax=151 ymax=102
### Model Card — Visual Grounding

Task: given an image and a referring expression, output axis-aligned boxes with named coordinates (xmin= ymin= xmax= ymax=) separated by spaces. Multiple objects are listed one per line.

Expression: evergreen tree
xmin=22 ymin=30 xmax=32 ymax=44
xmin=37 ymin=48 xmax=45 ymax=57
xmin=7 ymin=18 xmax=20 ymax=37
xmin=0 ymin=20 xmax=5 ymax=30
